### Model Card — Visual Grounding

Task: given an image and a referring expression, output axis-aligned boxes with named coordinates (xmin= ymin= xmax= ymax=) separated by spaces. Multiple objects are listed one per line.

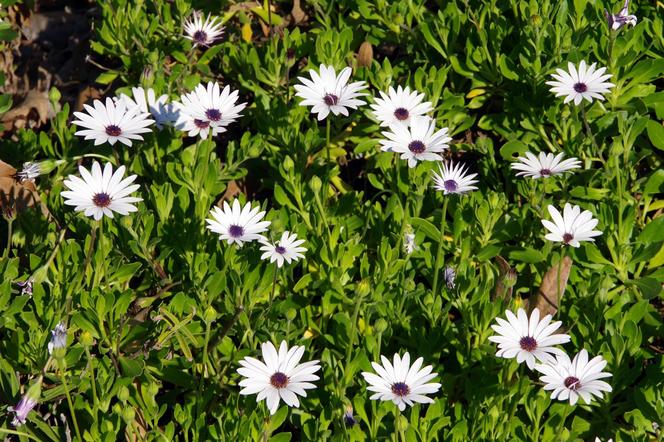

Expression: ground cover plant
xmin=0 ymin=0 xmax=663 ymax=440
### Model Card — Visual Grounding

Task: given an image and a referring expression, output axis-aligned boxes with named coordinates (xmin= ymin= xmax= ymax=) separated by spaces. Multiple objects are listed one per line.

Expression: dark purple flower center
xmin=323 ymin=93 xmax=339 ymax=106
xmin=391 ymin=382 xmax=410 ymax=397
xmin=563 ymin=233 xmax=574 ymax=244
xmin=92 ymin=193 xmax=111 ymax=208
xmin=275 ymin=246 xmax=286 ymax=254
xmin=394 ymin=107 xmax=409 ymax=121
xmin=193 ymin=30 xmax=207 ymax=44
xmin=228 ymin=225 xmax=244 ymax=238
xmin=564 ymin=376 xmax=581 ymax=391
xmin=408 ymin=140 xmax=425 ymax=154
xmin=444 ymin=180 xmax=458 ymax=192
xmin=270 ymin=372 xmax=289 ymax=389
xmin=539 ymin=168 xmax=552 ymax=176
xmin=519 ymin=336 xmax=537 ymax=352
xmin=205 ymin=109 xmax=221 ymax=122
xmin=194 ymin=119 xmax=210 ymax=129
xmin=573 ymin=82 xmax=588 ymax=93
xmin=105 ymin=125 xmax=122 ymax=137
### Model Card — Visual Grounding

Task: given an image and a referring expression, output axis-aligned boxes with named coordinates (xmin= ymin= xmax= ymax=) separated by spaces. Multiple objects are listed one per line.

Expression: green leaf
xmin=637 ymin=216 xmax=664 ymax=243
xmin=646 ymin=120 xmax=664 ymax=151
xmin=509 ymin=248 xmax=545 ymax=263
xmin=410 ymin=217 xmax=441 ymax=242
xmin=628 ymin=277 xmax=662 ymax=299
xmin=499 ymin=140 xmax=528 ymax=160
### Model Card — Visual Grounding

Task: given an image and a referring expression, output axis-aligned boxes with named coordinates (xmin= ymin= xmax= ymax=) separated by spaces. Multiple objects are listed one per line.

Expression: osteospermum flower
xmin=535 ymin=349 xmax=612 ymax=405
xmin=17 ymin=162 xmax=41 ymax=182
xmin=47 ymin=323 xmax=67 ymax=356
xmin=488 ymin=308 xmax=570 ymax=370
xmin=260 ymin=231 xmax=307 ymax=267
xmin=370 ymin=85 xmax=433 ymax=127
xmin=380 ymin=116 xmax=451 ymax=168
xmin=404 ymin=232 xmax=417 ymax=254
xmin=432 ymin=161 xmax=478 ymax=194
xmin=237 ymin=341 xmax=321 ymax=415
xmin=174 ymin=82 xmax=247 ymax=139
xmin=72 ymin=98 xmax=154 ymax=146
xmin=294 ymin=64 xmax=367 ymax=120
xmin=118 ymin=87 xmax=178 ymax=129
xmin=541 ymin=203 xmax=602 ymax=247
xmin=183 ymin=11 xmax=224 ymax=47
xmin=206 ymin=199 xmax=271 ymax=247
xmin=605 ymin=0 xmax=637 ymax=30
xmin=361 ymin=352 xmax=441 ymax=411
xmin=61 ymin=162 xmax=142 ymax=221
xmin=511 ymin=151 xmax=581 ymax=179
xmin=546 ymin=61 xmax=615 ymax=106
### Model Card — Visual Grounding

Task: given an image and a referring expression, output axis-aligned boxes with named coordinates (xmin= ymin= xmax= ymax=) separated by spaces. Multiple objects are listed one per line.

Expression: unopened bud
xmin=357 ymin=41 xmax=373 ymax=68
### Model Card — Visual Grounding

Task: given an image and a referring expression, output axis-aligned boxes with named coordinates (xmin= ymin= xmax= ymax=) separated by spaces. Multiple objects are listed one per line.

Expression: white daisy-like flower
xmin=183 ymin=11 xmax=224 ymax=47
xmin=380 ymin=116 xmax=451 ymax=168
xmin=61 ymin=162 xmax=142 ymax=221
xmin=17 ymin=162 xmax=41 ymax=182
xmin=72 ymin=98 xmax=154 ymax=146
xmin=511 ymin=151 xmax=581 ymax=179
xmin=546 ymin=61 xmax=615 ymax=106
xmin=432 ymin=161 xmax=478 ymax=194
xmin=294 ymin=64 xmax=367 ymax=120
xmin=370 ymin=85 xmax=433 ymax=127
xmin=605 ymin=0 xmax=637 ymax=30
xmin=541 ymin=203 xmax=602 ymax=247
xmin=237 ymin=341 xmax=321 ymax=415
xmin=174 ymin=82 xmax=247 ymax=139
xmin=361 ymin=352 xmax=441 ymax=411
xmin=488 ymin=308 xmax=570 ymax=370
xmin=535 ymin=349 xmax=612 ymax=406
xmin=205 ymin=199 xmax=271 ymax=247
xmin=118 ymin=87 xmax=178 ymax=129
xmin=260 ymin=231 xmax=307 ymax=267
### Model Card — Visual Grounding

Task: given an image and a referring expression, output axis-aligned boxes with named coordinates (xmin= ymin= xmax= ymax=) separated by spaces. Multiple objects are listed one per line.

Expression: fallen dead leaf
xmin=292 ymin=0 xmax=306 ymax=24
xmin=492 ymin=255 xmax=515 ymax=301
xmin=0 ymin=159 xmax=55 ymax=223
xmin=524 ymin=256 xmax=572 ymax=317
xmin=0 ymin=90 xmax=53 ymax=133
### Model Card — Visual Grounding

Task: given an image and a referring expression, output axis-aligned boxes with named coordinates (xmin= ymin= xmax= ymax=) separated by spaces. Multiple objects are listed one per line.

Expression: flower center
xmin=194 ymin=119 xmax=210 ymax=129
xmin=92 ymin=193 xmax=112 ymax=208
xmin=564 ymin=376 xmax=581 ymax=391
xmin=323 ymin=93 xmax=339 ymax=106
xmin=270 ymin=372 xmax=289 ymax=389
xmin=228 ymin=225 xmax=244 ymax=238
xmin=539 ymin=168 xmax=552 ymax=176
xmin=205 ymin=109 xmax=221 ymax=122
xmin=391 ymin=382 xmax=410 ymax=397
xmin=394 ymin=107 xmax=409 ymax=121
xmin=193 ymin=30 xmax=207 ymax=44
xmin=275 ymin=246 xmax=286 ymax=254
xmin=573 ymin=82 xmax=588 ymax=93
xmin=444 ymin=180 xmax=458 ymax=192
xmin=562 ymin=233 xmax=574 ymax=244
xmin=519 ymin=336 xmax=537 ymax=352
xmin=408 ymin=140 xmax=425 ymax=154
xmin=105 ymin=125 xmax=122 ymax=137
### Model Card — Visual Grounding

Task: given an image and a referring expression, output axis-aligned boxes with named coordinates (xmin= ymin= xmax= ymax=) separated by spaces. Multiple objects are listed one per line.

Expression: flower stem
xmin=322 ymin=118 xmax=332 ymax=204
xmin=3 ymin=217 xmax=13 ymax=259
xmin=431 ymin=197 xmax=449 ymax=299
xmin=556 ymin=247 xmax=566 ymax=304
xmin=60 ymin=365 xmax=83 ymax=442
xmin=345 ymin=293 xmax=363 ymax=362
xmin=269 ymin=266 xmax=278 ymax=306
xmin=556 ymin=403 xmax=571 ymax=441
xmin=394 ymin=404 xmax=405 ymax=442
xmin=580 ymin=103 xmax=602 ymax=161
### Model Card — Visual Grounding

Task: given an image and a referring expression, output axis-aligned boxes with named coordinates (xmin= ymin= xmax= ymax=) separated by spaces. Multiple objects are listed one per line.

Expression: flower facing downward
xmin=260 ymin=231 xmax=307 ymax=267
xmin=118 ymin=87 xmax=178 ymax=129
xmin=535 ymin=349 xmax=612 ymax=405
xmin=9 ymin=378 xmax=42 ymax=427
xmin=380 ymin=116 xmax=451 ymax=168
xmin=511 ymin=151 xmax=581 ymax=179
xmin=541 ymin=203 xmax=602 ymax=247
xmin=72 ymin=98 xmax=154 ymax=146
xmin=432 ymin=161 xmax=479 ymax=195
xmin=361 ymin=352 xmax=441 ymax=411
xmin=546 ymin=61 xmax=615 ymax=106
xmin=206 ymin=199 xmax=271 ymax=247
xmin=605 ymin=0 xmax=637 ymax=30
xmin=294 ymin=64 xmax=367 ymax=120
xmin=61 ymin=162 xmax=142 ymax=221
xmin=48 ymin=322 xmax=67 ymax=357
xmin=343 ymin=405 xmax=357 ymax=427
xmin=488 ymin=308 xmax=570 ymax=370
xmin=370 ymin=85 xmax=433 ymax=127
xmin=183 ymin=11 xmax=224 ymax=47
xmin=237 ymin=341 xmax=321 ymax=415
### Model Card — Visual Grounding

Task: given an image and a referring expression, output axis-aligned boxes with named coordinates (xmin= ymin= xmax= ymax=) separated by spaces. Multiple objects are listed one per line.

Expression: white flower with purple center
xmin=260 ymin=231 xmax=307 ymax=268
xmin=380 ymin=116 xmax=451 ymax=168
xmin=511 ymin=151 xmax=581 ymax=179
xmin=72 ymin=98 xmax=154 ymax=146
xmin=183 ymin=11 xmax=224 ymax=47
xmin=541 ymin=203 xmax=602 ymax=247
xmin=546 ymin=61 xmax=615 ymax=106
xmin=205 ymin=199 xmax=271 ymax=247
xmin=118 ymin=87 xmax=178 ymax=129
xmin=432 ymin=161 xmax=478 ymax=195
xmin=370 ymin=85 xmax=433 ymax=127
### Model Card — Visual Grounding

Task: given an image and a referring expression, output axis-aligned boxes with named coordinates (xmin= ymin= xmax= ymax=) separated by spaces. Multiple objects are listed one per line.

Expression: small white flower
xmin=174 ymin=82 xmax=247 ymax=139
xmin=61 ymin=162 xmax=142 ymax=221
xmin=404 ymin=232 xmax=417 ymax=254
xmin=260 ymin=231 xmax=307 ymax=267
xmin=72 ymin=98 xmax=154 ymax=146
xmin=542 ymin=203 xmax=602 ymax=247
xmin=237 ymin=341 xmax=321 ymax=415
xmin=294 ymin=64 xmax=367 ymax=120
xmin=432 ymin=161 xmax=478 ymax=195
xmin=183 ymin=11 xmax=224 ymax=47
xmin=48 ymin=323 xmax=67 ymax=355
xmin=511 ymin=151 xmax=581 ymax=179
xmin=370 ymin=85 xmax=433 ymax=127
xmin=17 ymin=162 xmax=41 ymax=182
xmin=546 ymin=61 xmax=615 ymax=106
xmin=488 ymin=308 xmax=570 ymax=370
xmin=605 ymin=0 xmax=637 ymax=30
xmin=535 ymin=349 xmax=612 ymax=406
xmin=118 ymin=87 xmax=178 ymax=129
xmin=205 ymin=199 xmax=271 ymax=247
xmin=361 ymin=352 xmax=441 ymax=411
xmin=380 ymin=116 xmax=451 ymax=168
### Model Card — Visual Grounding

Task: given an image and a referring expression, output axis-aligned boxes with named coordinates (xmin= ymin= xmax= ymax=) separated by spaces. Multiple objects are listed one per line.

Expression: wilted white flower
xmin=370 ymin=85 xmax=433 ymax=127
xmin=546 ymin=61 xmax=615 ymax=106
xmin=9 ymin=379 xmax=41 ymax=427
xmin=605 ymin=0 xmax=637 ymax=30
xmin=72 ymin=98 xmax=154 ymax=146
xmin=343 ymin=405 xmax=357 ymax=427
xmin=541 ymin=203 xmax=602 ymax=247
xmin=17 ymin=162 xmax=41 ymax=182
xmin=118 ymin=87 xmax=178 ymax=129
xmin=48 ymin=322 xmax=67 ymax=356
xmin=205 ymin=199 xmax=271 ymax=247
xmin=511 ymin=152 xmax=581 ymax=179
xmin=380 ymin=116 xmax=451 ymax=168
xmin=432 ymin=161 xmax=478 ymax=195
xmin=260 ymin=231 xmax=307 ymax=267
xmin=444 ymin=266 xmax=456 ymax=290
xmin=404 ymin=232 xmax=417 ymax=254
xmin=183 ymin=11 xmax=224 ymax=47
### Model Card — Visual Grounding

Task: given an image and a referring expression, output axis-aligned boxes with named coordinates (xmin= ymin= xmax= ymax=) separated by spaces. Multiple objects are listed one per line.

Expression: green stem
xmin=580 ymin=103 xmax=602 ymax=161
xmin=94 ymin=219 xmax=105 ymax=289
xmin=556 ymin=404 xmax=571 ymax=441
xmin=202 ymin=318 xmax=211 ymax=378
xmin=261 ymin=404 xmax=271 ymax=442
xmin=0 ymin=428 xmax=41 ymax=442
xmin=269 ymin=266 xmax=278 ymax=307
xmin=431 ymin=197 xmax=450 ymax=298
xmin=322 ymin=118 xmax=332 ymax=204
xmin=60 ymin=367 xmax=83 ymax=442
xmin=84 ymin=346 xmax=98 ymax=409
xmin=346 ymin=294 xmax=363 ymax=362
xmin=394 ymin=404 xmax=405 ymax=442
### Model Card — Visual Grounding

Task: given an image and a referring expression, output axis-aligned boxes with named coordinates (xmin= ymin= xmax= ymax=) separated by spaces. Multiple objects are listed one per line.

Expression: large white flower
xmin=237 ymin=341 xmax=321 ymax=415
xmin=205 ymin=199 xmax=270 ymax=247
xmin=370 ymin=85 xmax=433 ymax=127
xmin=174 ymin=82 xmax=247 ymax=139
xmin=183 ymin=11 xmax=224 ymax=47
xmin=118 ymin=87 xmax=178 ymax=129
xmin=488 ymin=308 xmax=570 ymax=370
xmin=511 ymin=151 xmax=581 ymax=179
xmin=294 ymin=64 xmax=367 ymax=120
xmin=380 ymin=116 xmax=451 ymax=168
xmin=541 ymin=203 xmax=602 ymax=247
xmin=546 ymin=61 xmax=615 ymax=106
xmin=432 ymin=161 xmax=478 ymax=195
xmin=72 ymin=98 xmax=154 ymax=146
xmin=61 ymin=162 xmax=142 ymax=221
xmin=260 ymin=231 xmax=307 ymax=267
xmin=361 ymin=352 xmax=441 ymax=411
xmin=535 ymin=349 xmax=612 ymax=406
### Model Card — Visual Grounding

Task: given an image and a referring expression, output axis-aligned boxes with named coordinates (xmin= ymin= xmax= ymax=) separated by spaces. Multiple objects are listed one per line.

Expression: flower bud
xmin=374 ymin=318 xmax=388 ymax=334
xmin=357 ymin=41 xmax=373 ymax=68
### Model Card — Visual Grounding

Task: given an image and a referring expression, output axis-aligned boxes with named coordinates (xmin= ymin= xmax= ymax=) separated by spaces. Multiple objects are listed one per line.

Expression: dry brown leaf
xmin=492 ymin=255 xmax=516 ymax=301
xmin=222 ymin=179 xmax=242 ymax=202
xmin=0 ymin=90 xmax=53 ymax=132
xmin=525 ymin=256 xmax=572 ymax=317
xmin=75 ymin=86 xmax=102 ymax=111
xmin=357 ymin=41 xmax=374 ymax=68
xmin=0 ymin=159 xmax=54 ymax=222
xmin=292 ymin=0 xmax=306 ymax=24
